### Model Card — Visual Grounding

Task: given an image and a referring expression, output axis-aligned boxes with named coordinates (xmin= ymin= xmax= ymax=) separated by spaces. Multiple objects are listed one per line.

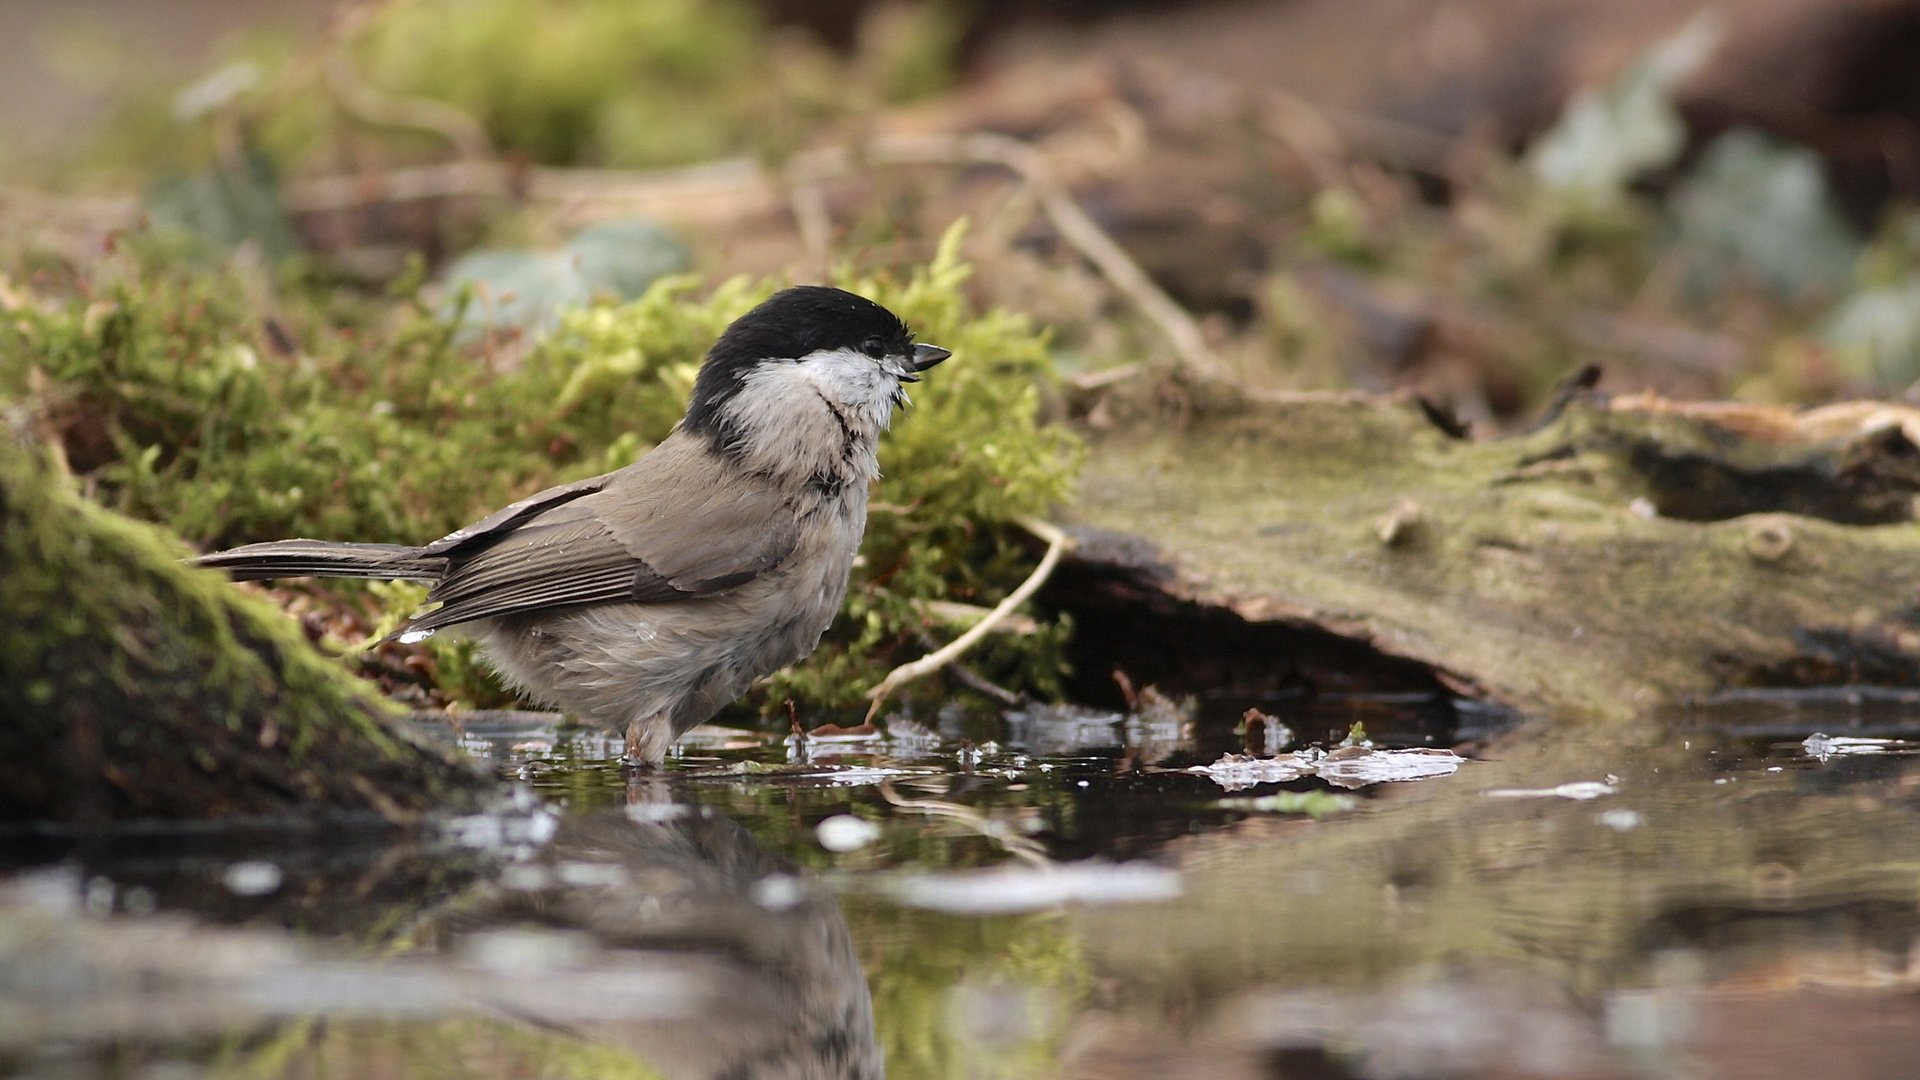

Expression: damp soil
xmin=6 ymin=691 xmax=1920 ymax=1080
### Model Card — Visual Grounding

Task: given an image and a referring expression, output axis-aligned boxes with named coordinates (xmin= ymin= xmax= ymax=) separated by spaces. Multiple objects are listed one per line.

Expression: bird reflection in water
xmin=446 ymin=799 xmax=885 ymax=1080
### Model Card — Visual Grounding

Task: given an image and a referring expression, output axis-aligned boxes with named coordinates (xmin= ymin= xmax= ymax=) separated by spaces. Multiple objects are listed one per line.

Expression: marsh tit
xmin=197 ymin=285 xmax=950 ymax=766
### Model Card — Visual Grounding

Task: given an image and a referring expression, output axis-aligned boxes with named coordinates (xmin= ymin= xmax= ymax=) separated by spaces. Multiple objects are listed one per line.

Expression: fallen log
xmin=1052 ymin=388 xmax=1920 ymax=723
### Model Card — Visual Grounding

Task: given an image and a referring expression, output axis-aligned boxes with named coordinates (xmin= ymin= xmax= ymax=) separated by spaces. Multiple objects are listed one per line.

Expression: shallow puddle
xmin=6 ymin=691 xmax=1920 ymax=1079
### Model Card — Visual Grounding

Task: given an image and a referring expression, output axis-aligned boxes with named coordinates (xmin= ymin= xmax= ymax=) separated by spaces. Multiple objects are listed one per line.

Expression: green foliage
xmin=0 ymin=223 xmax=1080 ymax=713
xmin=34 ymin=0 xmax=965 ymax=184
xmin=357 ymin=0 xmax=776 ymax=167
xmin=3 ymin=254 xmax=521 ymax=548
xmin=145 ymin=152 xmax=302 ymax=263
xmin=1671 ymin=130 xmax=1861 ymax=297
xmin=1260 ymin=62 xmax=1908 ymax=411
xmin=1528 ymin=12 xmax=1721 ymax=205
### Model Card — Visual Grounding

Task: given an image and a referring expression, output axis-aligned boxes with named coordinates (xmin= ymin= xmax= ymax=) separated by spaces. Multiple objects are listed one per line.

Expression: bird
xmin=194 ymin=285 xmax=949 ymax=767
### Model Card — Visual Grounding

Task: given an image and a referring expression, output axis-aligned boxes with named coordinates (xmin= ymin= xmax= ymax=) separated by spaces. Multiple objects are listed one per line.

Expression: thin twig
xmin=788 ymin=132 xmax=1232 ymax=384
xmin=920 ymin=598 xmax=1041 ymax=636
xmin=864 ymin=515 xmax=1071 ymax=719
xmin=944 ymin=661 xmax=1024 ymax=706
xmin=1066 ymin=361 xmax=1147 ymax=392
xmin=320 ymin=0 xmax=495 ymax=164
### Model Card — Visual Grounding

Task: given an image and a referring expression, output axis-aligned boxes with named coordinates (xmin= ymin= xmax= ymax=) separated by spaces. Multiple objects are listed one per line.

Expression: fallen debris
xmin=1188 ymin=748 xmax=1465 ymax=792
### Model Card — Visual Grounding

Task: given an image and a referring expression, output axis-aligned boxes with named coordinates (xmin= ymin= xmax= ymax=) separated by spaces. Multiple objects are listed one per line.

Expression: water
xmin=6 ymin=692 xmax=1920 ymax=1079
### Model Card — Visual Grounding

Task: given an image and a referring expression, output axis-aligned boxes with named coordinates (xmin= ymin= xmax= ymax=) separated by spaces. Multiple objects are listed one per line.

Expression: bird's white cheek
xmin=797 ymin=351 xmax=895 ymax=414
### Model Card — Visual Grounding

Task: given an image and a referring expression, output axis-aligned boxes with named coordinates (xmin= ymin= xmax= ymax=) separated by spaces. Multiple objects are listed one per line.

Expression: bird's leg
xmin=623 ymin=716 xmax=646 ymax=768
xmin=621 ymin=712 xmax=670 ymax=769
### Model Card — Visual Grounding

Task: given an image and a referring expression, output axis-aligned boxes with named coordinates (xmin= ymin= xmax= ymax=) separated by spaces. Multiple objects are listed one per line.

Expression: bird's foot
xmin=620 ymin=716 xmax=664 ymax=771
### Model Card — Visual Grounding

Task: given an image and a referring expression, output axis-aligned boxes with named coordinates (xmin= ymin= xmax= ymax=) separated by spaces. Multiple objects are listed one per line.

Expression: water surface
xmin=7 ymin=691 xmax=1920 ymax=1079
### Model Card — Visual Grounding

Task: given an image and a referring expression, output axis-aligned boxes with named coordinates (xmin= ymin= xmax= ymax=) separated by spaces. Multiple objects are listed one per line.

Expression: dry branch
xmin=787 ymin=133 xmax=1232 ymax=384
xmin=866 ymin=515 xmax=1073 ymax=718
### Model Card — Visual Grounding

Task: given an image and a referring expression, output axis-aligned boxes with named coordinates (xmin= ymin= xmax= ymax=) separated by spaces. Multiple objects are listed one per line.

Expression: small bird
xmin=196 ymin=285 xmax=949 ymax=766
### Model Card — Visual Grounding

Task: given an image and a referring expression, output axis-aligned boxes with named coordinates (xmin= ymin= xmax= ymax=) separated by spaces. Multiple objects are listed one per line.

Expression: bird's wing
xmin=416 ymin=471 xmax=616 ymax=558
xmin=403 ymin=435 xmax=799 ymax=633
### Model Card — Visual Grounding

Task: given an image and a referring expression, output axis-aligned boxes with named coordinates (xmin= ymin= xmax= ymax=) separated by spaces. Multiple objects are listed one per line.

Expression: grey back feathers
xmin=407 ymin=434 xmax=800 ymax=633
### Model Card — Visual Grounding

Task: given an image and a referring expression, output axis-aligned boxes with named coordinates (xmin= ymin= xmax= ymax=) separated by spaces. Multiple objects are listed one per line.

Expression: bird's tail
xmin=192 ymin=539 xmax=440 ymax=583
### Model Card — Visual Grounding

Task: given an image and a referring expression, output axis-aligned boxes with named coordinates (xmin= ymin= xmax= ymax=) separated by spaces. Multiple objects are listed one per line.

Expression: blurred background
xmin=4 ymin=0 xmax=1920 ymax=425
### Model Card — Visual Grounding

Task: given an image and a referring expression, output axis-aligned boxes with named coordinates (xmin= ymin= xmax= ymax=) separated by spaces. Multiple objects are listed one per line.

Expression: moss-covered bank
xmin=0 ymin=439 xmax=489 ymax=823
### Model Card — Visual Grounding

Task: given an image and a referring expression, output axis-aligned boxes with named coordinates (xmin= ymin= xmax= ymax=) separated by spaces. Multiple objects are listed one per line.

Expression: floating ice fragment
xmin=816 ymin=766 xmax=920 ymax=786
xmin=463 ymin=928 xmax=590 ymax=972
xmin=524 ymin=807 xmax=559 ymax=845
xmin=83 ymin=876 xmax=114 ymax=915
xmin=1217 ymin=790 xmax=1358 ymax=817
xmin=448 ymin=806 xmax=558 ymax=850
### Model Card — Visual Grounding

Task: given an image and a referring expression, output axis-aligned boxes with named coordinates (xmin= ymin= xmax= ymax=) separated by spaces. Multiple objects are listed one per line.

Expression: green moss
xmin=0 ymin=439 xmax=487 ymax=821
xmin=358 ymin=0 xmax=774 ymax=168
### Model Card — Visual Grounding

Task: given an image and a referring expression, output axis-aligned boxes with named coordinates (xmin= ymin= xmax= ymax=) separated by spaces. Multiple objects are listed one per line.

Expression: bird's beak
xmin=899 ymin=343 xmax=950 ymax=382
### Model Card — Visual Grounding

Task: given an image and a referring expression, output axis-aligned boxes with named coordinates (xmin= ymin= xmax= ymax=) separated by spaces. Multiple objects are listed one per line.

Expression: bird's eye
xmin=861 ymin=337 xmax=885 ymax=359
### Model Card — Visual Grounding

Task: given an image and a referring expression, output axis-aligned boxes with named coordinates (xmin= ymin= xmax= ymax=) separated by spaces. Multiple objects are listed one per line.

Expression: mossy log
xmin=1054 ymin=388 xmax=1920 ymax=722
xmin=0 ymin=440 xmax=490 ymax=824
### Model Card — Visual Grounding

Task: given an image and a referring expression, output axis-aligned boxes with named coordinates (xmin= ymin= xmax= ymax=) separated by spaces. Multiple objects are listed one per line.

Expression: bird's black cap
xmin=683 ymin=286 xmax=918 ymax=447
